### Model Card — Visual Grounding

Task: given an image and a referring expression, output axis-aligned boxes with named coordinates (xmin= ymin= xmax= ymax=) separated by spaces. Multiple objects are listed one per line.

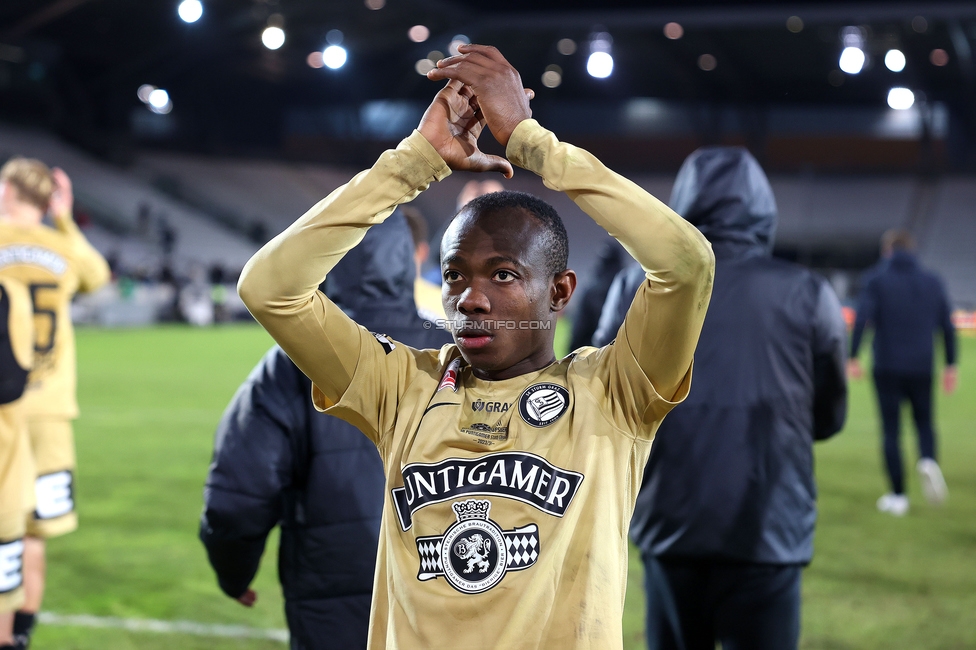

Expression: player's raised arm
xmin=49 ymin=168 xmax=110 ymax=293
xmin=431 ymin=45 xmax=715 ymax=402
xmin=238 ymin=79 xmax=509 ymax=405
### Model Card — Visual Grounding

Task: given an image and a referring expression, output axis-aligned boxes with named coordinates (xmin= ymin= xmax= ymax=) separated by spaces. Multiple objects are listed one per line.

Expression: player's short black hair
xmin=460 ymin=191 xmax=569 ymax=278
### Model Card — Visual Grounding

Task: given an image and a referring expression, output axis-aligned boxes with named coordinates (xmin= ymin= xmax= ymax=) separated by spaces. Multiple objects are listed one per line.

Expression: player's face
xmin=441 ymin=207 xmax=573 ymax=380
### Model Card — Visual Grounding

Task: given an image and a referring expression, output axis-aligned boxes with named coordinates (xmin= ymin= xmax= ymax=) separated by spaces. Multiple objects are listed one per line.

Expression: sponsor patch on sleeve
xmin=371 ymin=332 xmax=396 ymax=355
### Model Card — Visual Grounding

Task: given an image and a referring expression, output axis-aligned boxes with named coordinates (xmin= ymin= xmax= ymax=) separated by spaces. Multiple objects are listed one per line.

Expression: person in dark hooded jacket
xmin=199 ymin=212 xmax=452 ymax=650
xmin=595 ymin=148 xmax=847 ymax=650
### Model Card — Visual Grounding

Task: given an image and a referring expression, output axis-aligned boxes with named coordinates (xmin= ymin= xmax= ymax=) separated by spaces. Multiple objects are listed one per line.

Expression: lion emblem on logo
xmin=416 ymin=498 xmax=541 ymax=594
xmin=454 ymin=533 xmax=491 ymax=573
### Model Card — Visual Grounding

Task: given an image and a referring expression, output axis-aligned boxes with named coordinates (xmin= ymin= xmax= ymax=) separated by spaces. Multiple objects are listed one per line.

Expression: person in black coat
xmin=848 ymin=229 xmax=957 ymax=516
xmin=595 ymin=147 xmax=847 ymax=650
xmin=199 ymin=213 xmax=452 ymax=650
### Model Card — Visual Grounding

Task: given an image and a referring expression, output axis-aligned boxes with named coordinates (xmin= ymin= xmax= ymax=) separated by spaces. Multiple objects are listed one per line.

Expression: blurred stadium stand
xmin=917 ymin=179 xmax=976 ymax=306
xmin=5 ymin=115 xmax=975 ymax=312
xmin=134 ymin=152 xmax=353 ymax=238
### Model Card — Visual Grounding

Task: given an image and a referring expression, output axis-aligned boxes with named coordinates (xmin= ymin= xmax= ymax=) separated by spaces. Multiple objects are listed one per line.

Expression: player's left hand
xmin=418 ymin=80 xmax=513 ymax=178
xmin=943 ymin=365 xmax=958 ymax=394
xmin=48 ymin=167 xmax=74 ymax=218
xmin=427 ymin=44 xmax=534 ymax=148
xmin=846 ymin=358 xmax=863 ymax=380
xmin=236 ymin=588 xmax=257 ymax=607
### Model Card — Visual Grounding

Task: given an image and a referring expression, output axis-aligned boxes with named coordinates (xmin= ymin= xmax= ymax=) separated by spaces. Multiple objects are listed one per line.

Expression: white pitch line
xmin=38 ymin=612 xmax=289 ymax=642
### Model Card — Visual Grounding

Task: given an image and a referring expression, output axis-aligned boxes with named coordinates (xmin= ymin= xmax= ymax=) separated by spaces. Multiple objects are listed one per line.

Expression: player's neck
xmin=1 ymin=204 xmax=44 ymax=227
xmin=471 ymin=350 xmax=557 ymax=382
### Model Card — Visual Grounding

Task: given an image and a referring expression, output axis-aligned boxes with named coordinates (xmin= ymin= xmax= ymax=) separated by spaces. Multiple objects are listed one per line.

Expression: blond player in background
xmin=0 ymin=277 xmax=33 ymax=650
xmin=0 ymin=158 xmax=110 ymax=648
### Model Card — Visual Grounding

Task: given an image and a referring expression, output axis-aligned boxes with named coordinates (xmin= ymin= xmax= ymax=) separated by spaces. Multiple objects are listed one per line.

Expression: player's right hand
xmin=49 ymin=167 xmax=74 ymax=218
xmin=427 ymin=44 xmax=534 ymax=148
xmin=943 ymin=366 xmax=958 ymax=394
xmin=418 ymin=79 xmax=514 ymax=178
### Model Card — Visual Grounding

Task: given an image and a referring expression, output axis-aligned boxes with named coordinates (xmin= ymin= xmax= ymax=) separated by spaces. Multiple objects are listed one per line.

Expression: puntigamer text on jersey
xmin=392 ymin=452 xmax=584 ymax=530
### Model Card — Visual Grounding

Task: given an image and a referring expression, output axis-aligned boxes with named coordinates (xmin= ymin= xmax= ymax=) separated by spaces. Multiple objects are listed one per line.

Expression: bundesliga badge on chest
xmin=416 ymin=499 xmax=540 ymax=594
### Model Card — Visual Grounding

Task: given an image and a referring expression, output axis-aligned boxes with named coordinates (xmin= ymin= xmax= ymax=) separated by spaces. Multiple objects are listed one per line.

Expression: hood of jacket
xmin=325 ymin=210 xmax=419 ymax=322
xmin=669 ymin=146 xmax=777 ymax=258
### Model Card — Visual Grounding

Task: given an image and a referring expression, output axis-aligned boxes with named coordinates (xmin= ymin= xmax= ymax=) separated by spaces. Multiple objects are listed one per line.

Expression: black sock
xmin=12 ymin=612 xmax=34 ymax=649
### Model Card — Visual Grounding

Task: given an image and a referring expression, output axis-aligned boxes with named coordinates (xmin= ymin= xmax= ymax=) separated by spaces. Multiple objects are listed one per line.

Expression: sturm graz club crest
xmin=416 ymin=499 xmax=540 ymax=594
xmin=518 ymin=383 xmax=570 ymax=427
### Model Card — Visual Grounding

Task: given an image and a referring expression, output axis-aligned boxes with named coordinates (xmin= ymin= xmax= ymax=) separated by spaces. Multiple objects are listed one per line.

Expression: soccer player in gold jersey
xmin=0 ymin=158 xmax=110 ymax=647
xmin=239 ymin=45 xmax=714 ymax=649
xmin=0 ymin=277 xmax=33 ymax=650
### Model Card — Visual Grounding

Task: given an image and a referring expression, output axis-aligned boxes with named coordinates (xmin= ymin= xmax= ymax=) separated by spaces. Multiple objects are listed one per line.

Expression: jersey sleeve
xmin=311 ymin=329 xmax=445 ymax=446
xmin=238 ymin=131 xmax=451 ymax=426
xmin=506 ymin=120 xmax=714 ymax=432
xmin=53 ymin=213 xmax=110 ymax=293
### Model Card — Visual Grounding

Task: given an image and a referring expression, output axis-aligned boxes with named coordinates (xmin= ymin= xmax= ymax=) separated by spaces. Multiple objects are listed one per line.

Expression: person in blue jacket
xmin=595 ymin=147 xmax=847 ymax=650
xmin=848 ymin=229 xmax=957 ymax=516
xmin=199 ymin=213 xmax=451 ymax=650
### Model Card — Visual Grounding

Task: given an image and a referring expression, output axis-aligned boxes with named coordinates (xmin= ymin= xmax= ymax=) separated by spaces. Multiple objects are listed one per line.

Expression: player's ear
xmin=550 ymin=270 xmax=576 ymax=313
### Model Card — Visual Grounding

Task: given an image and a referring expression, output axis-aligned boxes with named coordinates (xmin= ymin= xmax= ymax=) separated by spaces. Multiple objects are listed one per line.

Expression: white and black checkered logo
xmin=518 ymin=383 xmax=569 ymax=427
xmin=416 ymin=499 xmax=539 ymax=594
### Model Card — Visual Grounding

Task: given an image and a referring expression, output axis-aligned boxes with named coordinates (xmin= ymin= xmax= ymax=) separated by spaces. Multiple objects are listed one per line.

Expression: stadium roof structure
xmin=1 ymin=0 xmax=975 ymax=167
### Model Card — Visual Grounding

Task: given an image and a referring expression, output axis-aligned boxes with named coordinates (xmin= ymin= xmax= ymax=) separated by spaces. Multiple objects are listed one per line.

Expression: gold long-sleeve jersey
xmin=240 ymin=121 xmax=714 ymax=649
xmin=0 ymin=216 xmax=110 ymax=419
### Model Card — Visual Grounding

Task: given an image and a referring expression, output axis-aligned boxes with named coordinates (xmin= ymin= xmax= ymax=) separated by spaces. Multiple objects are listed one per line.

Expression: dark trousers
xmin=643 ymin=553 xmax=802 ymax=650
xmin=872 ymin=371 xmax=936 ymax=495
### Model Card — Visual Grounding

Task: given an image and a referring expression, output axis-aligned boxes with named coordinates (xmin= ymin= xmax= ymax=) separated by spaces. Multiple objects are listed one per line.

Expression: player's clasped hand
xmin=428 ymin=44 xmax=534 ymax=147
xmin=417 ymin=79 xmax=514 ymax=178
xmin=418 ymin=44 xmax=535 ymax=178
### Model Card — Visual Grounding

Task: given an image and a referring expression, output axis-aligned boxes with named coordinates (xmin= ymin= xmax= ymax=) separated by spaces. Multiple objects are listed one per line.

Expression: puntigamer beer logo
xmin=391 ymin=452 xmax=584 ymax=531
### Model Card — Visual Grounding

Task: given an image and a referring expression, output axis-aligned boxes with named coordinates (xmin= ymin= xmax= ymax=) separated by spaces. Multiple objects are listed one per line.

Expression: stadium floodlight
xmin=177 ymin=0 xmax=202 ymax=23
xmin=587 ymin=32 xmax=614 ymax=79
xmin=587 ymin=52 xmax=613 ymax=78
xmin=262 ymin=26 xmax=285 ymax=50
xmin=839 ymin=47 xmax=865 ymax=74
xmin=148 ymin=89 xmax=169 ymax=109
xmin=408 ymin=25 xmax=429 ymax=43
xmin=323 ymin=45 xmax=348 ymax=70
xmin=887 ymin=87 xmax=915 ymax=110
xmin=885 ymin=49 xmax=906 ymax=72
xmin=147 ymin=88 xmax=173 ymax=114
xmin=839 ymin=26 xmax=866 ymax=75
xmin=542 ymin=64 xmax=563 ymax=88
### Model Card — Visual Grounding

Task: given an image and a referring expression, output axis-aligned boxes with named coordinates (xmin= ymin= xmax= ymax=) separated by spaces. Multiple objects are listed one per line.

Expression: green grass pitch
xmin=30 ymin=324 xmax=975 ymax=649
